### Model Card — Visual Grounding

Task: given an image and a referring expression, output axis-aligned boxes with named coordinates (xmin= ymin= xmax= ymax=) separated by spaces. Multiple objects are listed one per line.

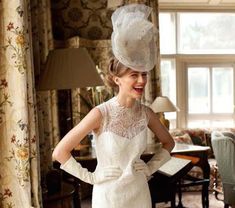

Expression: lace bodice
xmin=95 ymin=97 xmax=149 ymax=139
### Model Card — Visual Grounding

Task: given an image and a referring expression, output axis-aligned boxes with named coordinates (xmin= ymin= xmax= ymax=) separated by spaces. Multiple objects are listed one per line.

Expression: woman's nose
xmin=137 ymin=74 xmax=147 ymax=83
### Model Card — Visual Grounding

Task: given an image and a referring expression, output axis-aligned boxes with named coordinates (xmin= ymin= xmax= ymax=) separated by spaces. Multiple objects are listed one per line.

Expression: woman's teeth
xmin=134 ymin=87 xmax=144 ymax=93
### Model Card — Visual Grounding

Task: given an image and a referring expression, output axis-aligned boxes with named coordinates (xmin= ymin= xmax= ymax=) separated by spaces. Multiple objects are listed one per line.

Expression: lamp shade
xmin=150 ymin=96 xmax=179 ymax=113
xmin=38 ymin=48 xmax=103 ymax=90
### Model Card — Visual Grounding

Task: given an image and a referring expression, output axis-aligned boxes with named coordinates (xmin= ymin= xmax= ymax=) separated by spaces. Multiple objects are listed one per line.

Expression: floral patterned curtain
xmin=0 ymin=0 xmax=59 ymax=207
xmin=0 ymin=1 xmax=41 ymax=207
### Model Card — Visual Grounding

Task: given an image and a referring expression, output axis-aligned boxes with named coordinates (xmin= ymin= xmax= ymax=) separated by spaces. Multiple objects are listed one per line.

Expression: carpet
xmin=81 ymin=191 xmax=224 ymax=208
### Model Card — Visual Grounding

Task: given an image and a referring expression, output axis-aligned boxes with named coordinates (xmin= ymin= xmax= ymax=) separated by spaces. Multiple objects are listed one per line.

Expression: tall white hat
xmin=111 ymin=4 xmax=157 ymax=72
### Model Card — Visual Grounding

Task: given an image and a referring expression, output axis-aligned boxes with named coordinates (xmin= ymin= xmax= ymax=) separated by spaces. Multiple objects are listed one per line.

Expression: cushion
xmin=222 ymin=131 xmax=235 ymax=140
xmin=173 ymin=133 xmax=193 ymax=144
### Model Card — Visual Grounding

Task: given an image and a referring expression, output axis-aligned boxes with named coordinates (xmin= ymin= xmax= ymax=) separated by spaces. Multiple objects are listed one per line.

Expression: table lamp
xmin=38 ymin=48 xmax=103 ymax=90
xmin=150 ymin=96 xmax=179 ymax=129
xmin=37 ymin=47 xmax=104 ymax=131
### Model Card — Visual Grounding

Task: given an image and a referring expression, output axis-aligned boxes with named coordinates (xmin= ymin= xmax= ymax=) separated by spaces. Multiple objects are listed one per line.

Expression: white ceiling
xmin=159 ymin=0 xmax=235 ymax=10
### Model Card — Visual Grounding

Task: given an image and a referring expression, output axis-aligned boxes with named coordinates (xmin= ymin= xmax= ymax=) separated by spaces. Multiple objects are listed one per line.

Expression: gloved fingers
xmin=134 ymin=164 xmax=147 ymax=171
xmin=133 ymin=160 xmax=151 ymax=177
xmin=133 ymin=160 xmax=148 ymax=170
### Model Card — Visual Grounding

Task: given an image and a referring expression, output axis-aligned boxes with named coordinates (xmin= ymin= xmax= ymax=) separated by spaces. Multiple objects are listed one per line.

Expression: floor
xmin=81 ymin=191 xmax=224 ymax=208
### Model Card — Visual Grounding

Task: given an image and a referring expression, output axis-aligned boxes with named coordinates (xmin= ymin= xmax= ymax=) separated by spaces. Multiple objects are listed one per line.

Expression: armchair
xmin=211 ymin=131 xmax=235 ymax=208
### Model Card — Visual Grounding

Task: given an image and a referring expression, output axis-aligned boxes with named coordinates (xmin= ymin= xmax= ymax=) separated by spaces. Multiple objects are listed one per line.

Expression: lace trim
xmin=96 ymin=97 xmax=148 ymax=139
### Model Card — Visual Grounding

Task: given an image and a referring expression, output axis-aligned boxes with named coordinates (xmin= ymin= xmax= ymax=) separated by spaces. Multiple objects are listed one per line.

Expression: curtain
xmin=0 ymin=0 xmax=41 ymax=207
xmin=0 ymin=0 xmax=59 ymax=207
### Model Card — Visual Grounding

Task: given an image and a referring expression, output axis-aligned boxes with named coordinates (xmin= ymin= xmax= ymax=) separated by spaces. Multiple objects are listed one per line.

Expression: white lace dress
xmin=92 ymin=97 xmax=151 ymax=208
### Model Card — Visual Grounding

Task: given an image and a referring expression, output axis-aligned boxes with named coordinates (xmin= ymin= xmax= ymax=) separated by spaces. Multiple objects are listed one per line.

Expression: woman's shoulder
xmin=139 ymin=102 xmax=152 ymax=112
xmin=139 ymin=103 xmax=155 ymax=122
xmin=95 ymin=97 xmax=114 ymax=116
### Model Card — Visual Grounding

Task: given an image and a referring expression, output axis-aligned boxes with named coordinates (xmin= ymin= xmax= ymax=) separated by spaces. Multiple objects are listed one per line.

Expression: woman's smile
xmin=133 ymin=86 xmax=145 ymax=94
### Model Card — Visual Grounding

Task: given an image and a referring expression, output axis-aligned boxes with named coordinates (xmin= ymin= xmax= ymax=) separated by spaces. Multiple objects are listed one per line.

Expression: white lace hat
xmin=111 ymin=4 xmax=157 ymax=72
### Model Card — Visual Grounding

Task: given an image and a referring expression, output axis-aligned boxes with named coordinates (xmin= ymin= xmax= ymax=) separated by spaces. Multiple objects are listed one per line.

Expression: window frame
xmin=160 ymin=11 xmax=235 ymax=128
xmin=175 ymin=55 xmax=235 ymax=128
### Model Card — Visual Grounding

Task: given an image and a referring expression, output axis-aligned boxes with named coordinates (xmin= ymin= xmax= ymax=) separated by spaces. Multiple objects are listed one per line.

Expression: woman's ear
xmin=113 ymin=77 xmax=120 ymax=86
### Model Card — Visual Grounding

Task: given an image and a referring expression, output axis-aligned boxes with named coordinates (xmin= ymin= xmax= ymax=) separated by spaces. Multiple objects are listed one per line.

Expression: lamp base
xmin=159 ymin=113 xmax=170 ymax=130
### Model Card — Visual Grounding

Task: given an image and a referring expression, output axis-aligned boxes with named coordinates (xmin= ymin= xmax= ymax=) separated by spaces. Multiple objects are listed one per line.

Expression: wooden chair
xmin=173 ymin=154 xmax=210 ymax=208
xmin=43 ymin=169 xmax=80 ymax=208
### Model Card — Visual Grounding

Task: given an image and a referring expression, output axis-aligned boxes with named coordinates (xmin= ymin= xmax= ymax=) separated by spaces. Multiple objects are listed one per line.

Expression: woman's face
xmin=114 ymin=69 xmax=148 ymax=99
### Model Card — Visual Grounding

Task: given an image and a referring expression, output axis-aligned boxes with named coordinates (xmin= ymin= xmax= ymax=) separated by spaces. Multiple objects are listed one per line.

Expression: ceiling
xmin=158 ymin=0 xmax=235 ymax=10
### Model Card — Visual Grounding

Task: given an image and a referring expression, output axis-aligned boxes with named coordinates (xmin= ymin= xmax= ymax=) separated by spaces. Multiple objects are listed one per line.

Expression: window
xmin=187 ymin=66 xmax=234 ymax=128
xmin=160 ymin=12 xmax=235 ymax=54
xmin=160 ymin=59 xmax=177 ymax=129
xmin=159 ymin=13 xmax=176 ymax=54
xmin=178 ymin=13 xmax=235 ymax=54
xmin=159 ymin=12 xmax=235 ymax=128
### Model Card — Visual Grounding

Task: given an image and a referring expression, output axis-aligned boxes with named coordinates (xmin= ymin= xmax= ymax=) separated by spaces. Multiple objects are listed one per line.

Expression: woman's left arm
xmin=147 ymin=107 xmax=175 ymax=152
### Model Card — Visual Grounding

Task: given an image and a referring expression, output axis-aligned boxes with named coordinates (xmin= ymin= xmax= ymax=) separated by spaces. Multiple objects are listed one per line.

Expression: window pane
xmin=212 ymin=67 xmax=234 ymax=113
xmin=159 ymin=13 xmax=176 ymax=54
xmin=178 ymin=13 xmax=235 ymax=54
xmin=188 ymin=119 xmax=234 ymax=128
xmin=161 ymin=59 xmax=176 ymax=102
xmin=161 ymin=59 xmax=176 ymax=129
xmin=188 ymin=67 xmax=209 ymax=113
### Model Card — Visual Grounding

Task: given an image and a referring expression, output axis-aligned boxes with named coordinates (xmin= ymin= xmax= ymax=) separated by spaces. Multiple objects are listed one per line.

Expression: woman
xmin=52 ymin=4 xmax=174 ymax=208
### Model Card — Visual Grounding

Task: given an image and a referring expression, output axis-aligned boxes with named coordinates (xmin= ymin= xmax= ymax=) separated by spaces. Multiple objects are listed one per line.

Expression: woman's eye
xmin=142 ymin=73 xmax=147 ymax=77
xmin=131 ymin=74 xmax=138 ymax=77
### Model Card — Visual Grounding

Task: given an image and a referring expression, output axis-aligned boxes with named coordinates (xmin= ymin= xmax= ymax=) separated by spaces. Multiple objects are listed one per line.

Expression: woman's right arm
xmin=52 ymin=107 xmax=102 ymax=164
xmin=52 ymin=107 xmax=122 ymax=185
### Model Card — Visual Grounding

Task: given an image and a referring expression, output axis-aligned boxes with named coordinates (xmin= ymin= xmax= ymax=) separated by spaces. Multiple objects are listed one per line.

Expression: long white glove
xmin=60 ymin=156 xmax=122 ymax=185
xmin=134 ymin=148 xmax=171 ymax=177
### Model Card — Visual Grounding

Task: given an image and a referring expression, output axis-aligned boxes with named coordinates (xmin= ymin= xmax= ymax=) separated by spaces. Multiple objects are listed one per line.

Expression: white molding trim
xmin=159 ymin=0 xmax=235 ymax=11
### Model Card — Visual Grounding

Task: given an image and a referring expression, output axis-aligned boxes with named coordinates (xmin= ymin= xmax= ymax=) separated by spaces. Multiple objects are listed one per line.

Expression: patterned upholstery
xmin=212 ymin=131 xmax=235 ymax=207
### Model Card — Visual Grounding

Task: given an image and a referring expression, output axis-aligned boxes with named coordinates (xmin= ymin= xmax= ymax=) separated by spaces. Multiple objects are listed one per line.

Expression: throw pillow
xmin=173 ymin=133 xmax=193 ymax=144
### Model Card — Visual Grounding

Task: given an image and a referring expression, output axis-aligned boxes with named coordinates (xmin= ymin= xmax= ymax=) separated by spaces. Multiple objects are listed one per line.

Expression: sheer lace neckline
xmin=111 ymin=96 xmax=137 ymax=110
xmin=96 ymin=97 xmax=147 ymax=139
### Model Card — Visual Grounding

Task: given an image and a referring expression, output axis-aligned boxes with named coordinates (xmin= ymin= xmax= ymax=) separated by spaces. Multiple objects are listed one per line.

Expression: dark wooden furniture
xmin=43 ymin=181 xmax=76 ymax=208
xmin=43 ymin=169 xmax=80 ymax=208
xmin=142 ymin=153 xmax=193 ymax=208
xmin=171 ymin=144 xmax=211 ymax=208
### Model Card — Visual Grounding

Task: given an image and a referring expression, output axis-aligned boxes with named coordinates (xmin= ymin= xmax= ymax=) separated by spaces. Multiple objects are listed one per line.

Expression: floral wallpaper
xmin=51 ymin=0 xmax=113 ymax=40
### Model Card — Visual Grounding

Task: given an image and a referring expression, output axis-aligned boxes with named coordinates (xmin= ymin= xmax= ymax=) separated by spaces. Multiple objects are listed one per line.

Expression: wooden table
xmin=173 ymin=143 xmax=210 ymax=208
xmin=143 ymin=143 xmax=210 ymax=208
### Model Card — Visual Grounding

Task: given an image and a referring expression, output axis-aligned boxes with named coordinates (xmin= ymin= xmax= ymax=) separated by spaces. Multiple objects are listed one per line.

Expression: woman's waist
xmin=93 ymin=172 xmax=147 ymax=189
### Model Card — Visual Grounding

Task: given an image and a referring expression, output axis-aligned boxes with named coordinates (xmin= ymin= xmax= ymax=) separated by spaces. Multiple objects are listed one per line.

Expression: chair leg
xmin=177 ymin=181 xmax=184 ymax=208
xmin=201 ymin=182 xmax=209 ymax=208
xmin=224 ymin=204 xmax=229 ymax=208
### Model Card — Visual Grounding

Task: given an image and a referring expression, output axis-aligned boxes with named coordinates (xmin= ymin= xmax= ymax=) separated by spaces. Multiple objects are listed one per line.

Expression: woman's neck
xmin=116 ymin=94 xmax=136 ymax=108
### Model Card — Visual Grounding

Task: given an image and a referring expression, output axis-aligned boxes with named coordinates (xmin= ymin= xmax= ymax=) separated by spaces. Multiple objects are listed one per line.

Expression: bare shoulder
xmin=142 ymin=104 xmax=155 ymax=118
xmin=85 ymin=107 xmax=103 ymax=122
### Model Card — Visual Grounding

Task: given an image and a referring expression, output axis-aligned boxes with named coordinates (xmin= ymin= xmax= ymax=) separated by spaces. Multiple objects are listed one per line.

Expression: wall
xmin=51 ymin=0 xmax=113 ymax=40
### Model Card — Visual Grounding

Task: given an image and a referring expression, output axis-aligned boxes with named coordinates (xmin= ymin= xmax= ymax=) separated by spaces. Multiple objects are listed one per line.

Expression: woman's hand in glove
xmin=133 ymin=159 xmax=151 ymax=177
xmin=61 ymin=156 xmax=122 ymax=185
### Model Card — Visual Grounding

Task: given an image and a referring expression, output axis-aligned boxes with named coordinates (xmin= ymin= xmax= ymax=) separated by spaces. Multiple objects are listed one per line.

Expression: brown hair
xmin=105 ymin=57 xmax=131 ymax=91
